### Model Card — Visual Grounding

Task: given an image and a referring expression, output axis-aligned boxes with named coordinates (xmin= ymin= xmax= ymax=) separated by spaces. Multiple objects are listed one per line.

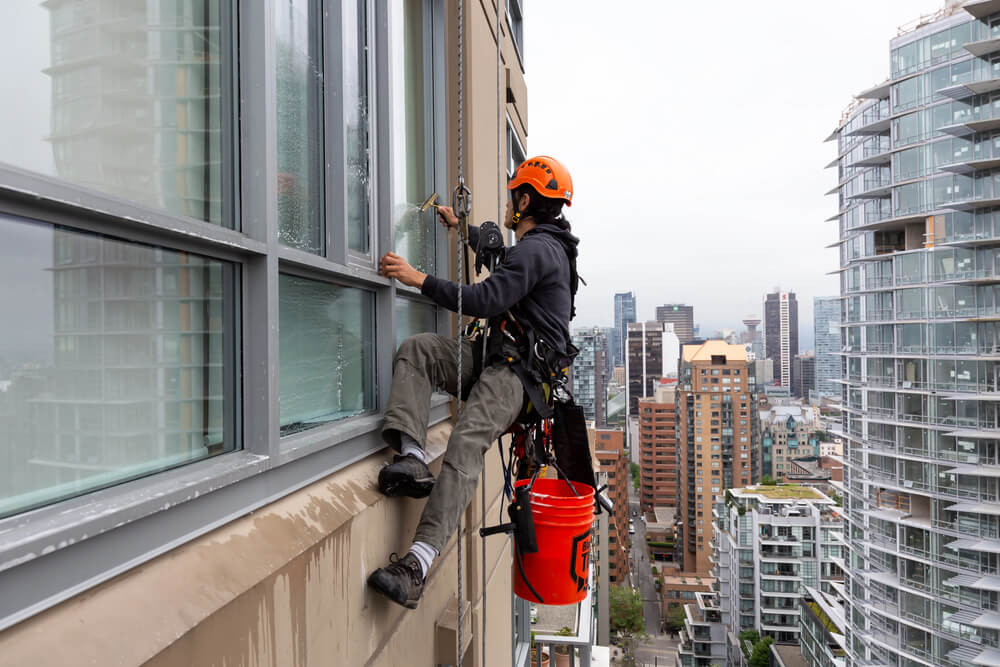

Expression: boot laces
xmin=387 ymin=552 xmax=423 ymax=584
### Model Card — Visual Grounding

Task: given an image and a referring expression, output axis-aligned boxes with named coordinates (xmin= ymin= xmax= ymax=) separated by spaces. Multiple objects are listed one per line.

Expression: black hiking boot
xmin=367 ymin=552 xmax=425 ymax=609
xmin=378 ymin=454 xmax=435 ymax=498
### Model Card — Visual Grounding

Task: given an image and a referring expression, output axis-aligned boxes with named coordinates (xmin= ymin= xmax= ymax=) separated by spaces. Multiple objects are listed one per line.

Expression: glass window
xmin=894 ymin=77 xmax=919 ymax=113
xmin=344 ymin=0 xmax=371 ymax=254
xmin=395 ymin=298 xmax=437 ymax=348
xmin=0 ymin=1 xmax=231 ymax=226
xmin=896 ymin=42 xmax=917 ymax=75
xmin=390 ymin=0 xmax=436 ymax=273
xmin=276 ymin=0 xmax=325 ymax=253
xmin=0 ymin=213 xmax=236 ymax=519
xmin=278 ymin=274 xmax=375 ymax=435
xmin=930 ymin=31 xmax=951 ymax=63
xmin=895 ymin=146 xmax=922 ymax=180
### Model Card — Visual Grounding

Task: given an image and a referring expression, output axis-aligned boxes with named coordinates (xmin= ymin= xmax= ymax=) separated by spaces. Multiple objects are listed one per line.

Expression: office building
xmin=626 ymin=321 xmax=680 ymax=413
xmin=813 ymin=296 xmax=841 ymax=398
xmin=676 ymin=341 xmax=757 ymax=576
xmin=571 ymin=327 xmax=608 ymax=426
xmin=656 ymin=303 xmax=695 ymax=344
xmin=763 ymin=291 xmax=799 ymax=389
xmin=792 ymin=352 xmax=816 ymax=399
xmin=593 ymin=428 xmax=629 ymax=584
xmin=828 ymin=3 xmax=1000 ymax=665
xmin=613 ymin=291 xmax=637 ymax=368
xmin=710 ymin=485 xmax=843 ymax=648
xmin=637 ymin=381 xmax=678 ymax=512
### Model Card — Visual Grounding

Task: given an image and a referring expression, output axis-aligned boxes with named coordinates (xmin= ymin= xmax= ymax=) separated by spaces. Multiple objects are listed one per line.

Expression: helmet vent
xmin=546 ymin=178 xmax=559 ymax=190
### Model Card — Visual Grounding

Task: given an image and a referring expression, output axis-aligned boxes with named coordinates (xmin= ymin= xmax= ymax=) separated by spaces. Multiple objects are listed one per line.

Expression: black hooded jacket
xmin=420 ymin=222 xmax=579 ymax=355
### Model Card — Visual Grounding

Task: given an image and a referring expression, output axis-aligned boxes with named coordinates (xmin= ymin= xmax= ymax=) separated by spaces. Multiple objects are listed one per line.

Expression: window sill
xmin=0 ymin=392 xmax=452 ymax=631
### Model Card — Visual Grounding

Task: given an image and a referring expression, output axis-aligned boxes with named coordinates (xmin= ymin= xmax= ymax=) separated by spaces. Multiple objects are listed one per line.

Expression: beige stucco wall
xmin=0 ymin=425 xmax=518 ymax=667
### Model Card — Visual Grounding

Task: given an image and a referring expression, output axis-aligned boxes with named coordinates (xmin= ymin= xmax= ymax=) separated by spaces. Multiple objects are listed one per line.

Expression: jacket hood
xmin=525 ymin=222 xmax=579 ymax=257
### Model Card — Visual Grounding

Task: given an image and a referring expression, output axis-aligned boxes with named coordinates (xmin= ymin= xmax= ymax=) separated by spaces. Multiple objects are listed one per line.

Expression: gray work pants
xmin=382 ymin=333 xmax=524 ymax=553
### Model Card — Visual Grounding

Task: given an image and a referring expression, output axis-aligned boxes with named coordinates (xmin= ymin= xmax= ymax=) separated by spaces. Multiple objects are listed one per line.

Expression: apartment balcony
xmin=844 ymin=107 xmax=891 ymax=137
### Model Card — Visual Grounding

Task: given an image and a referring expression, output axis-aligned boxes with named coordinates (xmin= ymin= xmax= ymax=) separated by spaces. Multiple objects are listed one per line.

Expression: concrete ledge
xmin=0 ymin=423 xmax=460 ymax=667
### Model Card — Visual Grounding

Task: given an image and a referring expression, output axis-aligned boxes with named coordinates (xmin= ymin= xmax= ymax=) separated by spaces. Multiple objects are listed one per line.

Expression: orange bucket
xmin=512 ymin=478 xmax=595 ymax=605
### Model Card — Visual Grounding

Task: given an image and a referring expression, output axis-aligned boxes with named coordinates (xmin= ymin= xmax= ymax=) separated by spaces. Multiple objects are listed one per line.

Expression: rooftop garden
xmin=740 ymin=484 xmax=822 ymax=500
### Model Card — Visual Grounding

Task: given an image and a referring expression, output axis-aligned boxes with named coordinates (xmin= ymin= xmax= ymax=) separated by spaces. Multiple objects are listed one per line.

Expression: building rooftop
xmin=681 ymin=339 xmax=747 ymax=363
xmin=733 ymin=484 xmax=824 ymax=501
xmin=771 ymin=643 xmax=809 ymax=667
xmin=663 ymin=575 xmax=715 ymax=587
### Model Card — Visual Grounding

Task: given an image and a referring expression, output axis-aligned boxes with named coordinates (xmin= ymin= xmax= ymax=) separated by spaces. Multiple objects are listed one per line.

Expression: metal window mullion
xmin=431 ymin=0 xmax=448 ymax=335
xmin=278 ymin=244 xmax=389 ymax=288
xmin=0 ymin=166 xmax=266 ymax=263
xmin=374 ymin=0 xmax=396 ymax=415
xmin=240 ymin=0 xmax=281 ymax=459
xmin=325 ymin=0 xmax=348 ymax=266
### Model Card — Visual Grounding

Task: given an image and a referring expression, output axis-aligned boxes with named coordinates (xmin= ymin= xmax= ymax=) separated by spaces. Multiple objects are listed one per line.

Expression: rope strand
xmin=455 ymin=2 xmax=465 ymax=665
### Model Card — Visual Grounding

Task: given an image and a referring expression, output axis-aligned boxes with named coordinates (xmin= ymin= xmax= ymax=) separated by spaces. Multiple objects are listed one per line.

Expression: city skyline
xmin=526 ymin=0 xmax=945 ymax=348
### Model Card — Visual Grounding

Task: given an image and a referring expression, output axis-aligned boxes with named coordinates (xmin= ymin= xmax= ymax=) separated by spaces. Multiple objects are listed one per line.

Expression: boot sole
xmin=367 ymin=571 xmax=420 ymax=609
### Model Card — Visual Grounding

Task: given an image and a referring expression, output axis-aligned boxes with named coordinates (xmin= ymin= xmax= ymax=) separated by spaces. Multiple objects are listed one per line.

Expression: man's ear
xmin=518 ymin=191 xmax=531 ymax=213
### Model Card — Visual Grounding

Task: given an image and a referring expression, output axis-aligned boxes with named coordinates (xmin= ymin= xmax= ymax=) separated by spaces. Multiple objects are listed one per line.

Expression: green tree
xmin=749 ymin=636 xmax=774 ymax=667
xmin=609 ymin=585 xmax=645 ymax=637
xmin=630 ymin=462 xmax=640 ymax=490
xmin=609 ymin=585 xmax=646 ymax=667
xmin=761 ymin=475 xmax=778 ymax=486
xmin=665 ymin=606 xmax=687 ymax=632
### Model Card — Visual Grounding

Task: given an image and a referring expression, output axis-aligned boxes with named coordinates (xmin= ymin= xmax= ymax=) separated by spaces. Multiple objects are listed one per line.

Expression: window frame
xmin=505 ymin=0 xmax=524 ymax=70
xmin=0 ymin=0 xmax=449 ymax=632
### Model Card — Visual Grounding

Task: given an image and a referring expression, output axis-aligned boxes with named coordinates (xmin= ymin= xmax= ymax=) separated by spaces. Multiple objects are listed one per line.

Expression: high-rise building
xmin=571 ymin=327 xmax=608 ymax=426
xmin=612 ymin=291 xmax=637 ymax=368
xmin=676 ymin=341 xmax=757 ymax=576
xmin=763 ymin=291 xmax=798 ymax=389
xmin=637 ymin=381 xmax=678 ymax=512
xmin=656 ymin=304 xmax=695 ymax=344
xmin=742 ymin=315 xmax=764 ymax=360
xmin=813 ymin=296 xmax=841 ymax=398
xmin=601 ymin=326 xmax=617 ymax=381
xmin=625 ymin=321 xmax=680 ymax=413
xmin=700 ymin=485 xmax=843 ymax=658
xmin=791 ymin=352 xmax=816 ymax=399
xmin=593 ymin=428 xmax=629 ymax=584
xmin=829 ymin=5 xmax=1000 ymax=665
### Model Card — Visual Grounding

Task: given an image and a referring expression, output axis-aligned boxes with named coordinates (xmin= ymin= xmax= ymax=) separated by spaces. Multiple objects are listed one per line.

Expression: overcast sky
xmin=525 ymin=0 xmax=946 ymax=350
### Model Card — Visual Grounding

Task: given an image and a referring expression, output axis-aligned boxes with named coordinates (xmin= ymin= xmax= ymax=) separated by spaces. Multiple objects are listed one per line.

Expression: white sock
xmin=409 ymin=541 xmax=438 ymax=578
xmin=400 ymin=433 xmax=428 ymax=464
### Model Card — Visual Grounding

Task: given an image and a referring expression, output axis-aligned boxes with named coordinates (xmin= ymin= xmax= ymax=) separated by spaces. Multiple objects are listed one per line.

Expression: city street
xmin=629 ymin=497 xmax=660 ymax=636
xmin=621 ymin=464 xmax=679 ymax=666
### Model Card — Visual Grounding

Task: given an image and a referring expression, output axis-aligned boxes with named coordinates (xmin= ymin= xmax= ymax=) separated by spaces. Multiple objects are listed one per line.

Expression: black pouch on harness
xmin=550 ymin=399 xmax=597 ymax=492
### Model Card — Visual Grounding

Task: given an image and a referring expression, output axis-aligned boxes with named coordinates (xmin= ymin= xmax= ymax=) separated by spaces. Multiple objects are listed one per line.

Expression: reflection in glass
xmin=395 ymin=298 xmax=436 ymax=348
xmin=390 ymin=0 xmax=436 ymax=272
xmin=345 ymin=0 xmax=371 ymax=253
xmin=279 ymin=275 xmax=375 ymax=435
xmin=276 ymin=0 xmax=324 ymax=253
xmin=0 ymin=214 xmax=234 ymax=519
xmin=0 ymin=1 xmax=228 ymax=225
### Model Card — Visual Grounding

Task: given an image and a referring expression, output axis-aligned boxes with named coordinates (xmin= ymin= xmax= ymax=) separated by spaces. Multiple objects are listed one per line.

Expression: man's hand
xmin=436 ymin=205 xmax=459 ymax=229
xmin=379 ymin=252 xmax=427 ymax=289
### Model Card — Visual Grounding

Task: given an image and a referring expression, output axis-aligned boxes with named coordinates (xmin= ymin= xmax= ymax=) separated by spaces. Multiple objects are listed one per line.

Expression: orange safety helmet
xmin=507 ymin=155 xmax=573 ymax=206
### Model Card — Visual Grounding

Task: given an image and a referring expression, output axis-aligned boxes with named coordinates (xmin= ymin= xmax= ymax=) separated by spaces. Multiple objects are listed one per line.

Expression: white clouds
xmin=524 ymin=0 xmax=944 ymax=343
